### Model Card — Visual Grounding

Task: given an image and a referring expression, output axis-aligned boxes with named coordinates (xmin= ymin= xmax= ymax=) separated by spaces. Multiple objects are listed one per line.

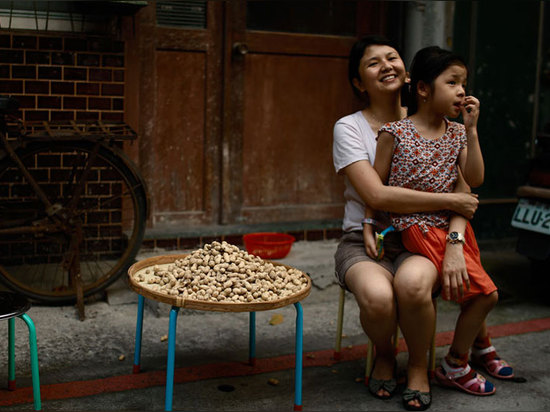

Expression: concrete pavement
xmin=1 ymin=239 xmax=550 ymax=411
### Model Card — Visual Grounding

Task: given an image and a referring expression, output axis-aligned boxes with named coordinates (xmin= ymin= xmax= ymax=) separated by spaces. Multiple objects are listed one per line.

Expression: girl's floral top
xmin=378 ymin=118 xmax=467 ymax=233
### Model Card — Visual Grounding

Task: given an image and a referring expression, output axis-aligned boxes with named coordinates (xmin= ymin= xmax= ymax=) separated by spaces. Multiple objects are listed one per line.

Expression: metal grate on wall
xmin=156 ymin=1 xmax=206 ymax=29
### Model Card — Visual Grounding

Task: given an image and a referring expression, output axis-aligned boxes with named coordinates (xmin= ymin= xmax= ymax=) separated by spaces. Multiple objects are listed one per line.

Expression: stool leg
xmin=249 ymin=312 xmax=256 ymax=366
xmin=20 ymin=314 xmax=41 ymax=411
xmin=165 ymin=306 xmax=179 ymax=412
xmin=133 ymin=294 xmax=145 ymax=374
xmin=334 ymin=287 xmax=345 ymax=360
xmin=293 ymin=302 xmax=303 ymax=411
xmin=8 ymin=317 xmax=15 ymax=390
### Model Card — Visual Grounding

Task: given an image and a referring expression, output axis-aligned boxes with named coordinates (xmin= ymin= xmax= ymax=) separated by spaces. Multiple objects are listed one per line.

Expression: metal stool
xmin=0 ymin=292 xmax=41 ymax=410
xmin=334 ymin=287 xmax=437 ymax=383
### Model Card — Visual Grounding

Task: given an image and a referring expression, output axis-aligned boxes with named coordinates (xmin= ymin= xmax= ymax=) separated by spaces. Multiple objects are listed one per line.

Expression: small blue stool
xmin=132 ymin=294 xmax=305 ymax=411
xmin=1 ymin=292 xmax=41 ymax=410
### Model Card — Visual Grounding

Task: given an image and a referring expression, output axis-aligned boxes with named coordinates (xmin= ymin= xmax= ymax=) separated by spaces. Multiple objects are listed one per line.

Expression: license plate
xmin=511 ymin=198 xmax=550 ymax=235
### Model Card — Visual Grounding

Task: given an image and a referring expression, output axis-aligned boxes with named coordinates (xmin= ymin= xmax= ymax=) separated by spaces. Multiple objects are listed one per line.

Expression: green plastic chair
xmin=1 ymin=292 xmax=41 ymax=410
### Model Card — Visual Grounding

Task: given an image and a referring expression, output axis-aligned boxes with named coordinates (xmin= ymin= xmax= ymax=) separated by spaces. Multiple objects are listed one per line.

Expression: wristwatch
xmin=446 ymin=231 xmax=465 ymax=245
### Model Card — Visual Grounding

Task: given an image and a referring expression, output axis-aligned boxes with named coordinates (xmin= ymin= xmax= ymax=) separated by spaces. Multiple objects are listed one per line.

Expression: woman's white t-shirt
xmin=333 ymin=110 xmax=381 ymax=232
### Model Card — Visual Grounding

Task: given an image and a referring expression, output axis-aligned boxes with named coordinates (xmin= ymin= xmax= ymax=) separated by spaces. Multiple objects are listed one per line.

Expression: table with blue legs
xmin=127 ymin=254 xmax=311 ymax=412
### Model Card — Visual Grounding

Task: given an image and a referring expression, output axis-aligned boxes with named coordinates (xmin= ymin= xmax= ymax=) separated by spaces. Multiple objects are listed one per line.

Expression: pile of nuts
xmin=132 ymin=241 xmax=309 ymax=303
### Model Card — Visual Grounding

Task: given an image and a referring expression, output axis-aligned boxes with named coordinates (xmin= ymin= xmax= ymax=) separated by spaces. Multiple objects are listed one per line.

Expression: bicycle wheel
xmin=0 ymin=140 xmax=147 ymax=303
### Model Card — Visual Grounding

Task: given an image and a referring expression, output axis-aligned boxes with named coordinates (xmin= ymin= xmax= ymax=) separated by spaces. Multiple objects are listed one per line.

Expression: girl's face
xmin=429 ymin=64 xmax=468 ymax=118
xmin=353 ymin=45 xmax=407 ymax=99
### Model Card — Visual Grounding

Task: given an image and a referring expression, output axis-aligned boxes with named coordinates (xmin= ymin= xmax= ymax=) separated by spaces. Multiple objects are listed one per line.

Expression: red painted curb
xmin=2 ymin=316 xmax=550 ymax=407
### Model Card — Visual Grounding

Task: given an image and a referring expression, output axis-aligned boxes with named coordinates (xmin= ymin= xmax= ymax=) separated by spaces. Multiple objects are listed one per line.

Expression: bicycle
xmin=0 ymin=96 xmax=148 ymax=318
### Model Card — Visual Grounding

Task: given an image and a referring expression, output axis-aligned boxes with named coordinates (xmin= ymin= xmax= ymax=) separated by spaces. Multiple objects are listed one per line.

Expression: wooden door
xmin=125 ymin=1 xmax=390 ymax=229
xmin=221 ymin=1 xmax=386 ymax=225
xmin=125 ymin=1 xmax=224 ymax=228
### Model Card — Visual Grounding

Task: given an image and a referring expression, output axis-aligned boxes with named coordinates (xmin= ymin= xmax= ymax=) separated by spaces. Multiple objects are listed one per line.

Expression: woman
xmin=333 ymin=35 xmax=479 ymax=411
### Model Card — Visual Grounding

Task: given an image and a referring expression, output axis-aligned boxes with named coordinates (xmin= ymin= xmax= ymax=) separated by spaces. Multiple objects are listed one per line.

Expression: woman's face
xmin=354 ymin=45 xmax=407 ymax=99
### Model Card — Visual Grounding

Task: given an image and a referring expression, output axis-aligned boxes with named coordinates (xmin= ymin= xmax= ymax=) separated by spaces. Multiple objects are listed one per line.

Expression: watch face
xmin=449 ymin=232 xmax=458 ymax=240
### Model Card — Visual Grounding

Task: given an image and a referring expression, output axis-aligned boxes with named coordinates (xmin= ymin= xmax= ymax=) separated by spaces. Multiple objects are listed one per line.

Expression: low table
xmin=128 ymin=254 xmax=311 ymax=411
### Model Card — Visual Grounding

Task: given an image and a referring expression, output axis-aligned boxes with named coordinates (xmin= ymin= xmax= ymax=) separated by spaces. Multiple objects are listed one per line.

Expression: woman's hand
xmin=450 ymin=192 xmax=479 ymax=219
xmin=363 ymin=225 xmax=378 ymax=259
xmin=441 ymin=243 xmax=470 ymax=302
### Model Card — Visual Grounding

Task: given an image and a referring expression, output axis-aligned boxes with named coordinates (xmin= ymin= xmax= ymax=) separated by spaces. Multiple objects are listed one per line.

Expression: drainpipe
xmin=531 ymin=1 xmax=545 ymax=159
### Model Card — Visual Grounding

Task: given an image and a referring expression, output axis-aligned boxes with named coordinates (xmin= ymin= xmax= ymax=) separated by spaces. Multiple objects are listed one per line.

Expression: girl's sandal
xmin=471 ymin=345 xmax=515 ymax=380
xmin=435 ymin=358 xmax=496 ymax=396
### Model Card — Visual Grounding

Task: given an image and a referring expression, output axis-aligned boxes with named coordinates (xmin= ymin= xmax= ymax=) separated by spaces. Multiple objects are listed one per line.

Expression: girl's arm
xmin=344 ymin=160 xmax=479 ymax=219
xmin=441 ymin=172 xmax=471 ymax=302
xmin=458 ymin=95 xmax=484 ymax=187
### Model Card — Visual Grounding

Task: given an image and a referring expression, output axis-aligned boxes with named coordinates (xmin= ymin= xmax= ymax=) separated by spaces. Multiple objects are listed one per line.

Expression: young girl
xmin=364 ymin=46 xmax=514 ymax=397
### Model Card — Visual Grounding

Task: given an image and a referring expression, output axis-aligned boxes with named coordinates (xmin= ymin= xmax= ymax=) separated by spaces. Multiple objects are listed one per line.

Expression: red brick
xmin=16 ymin=95 xmax=36 ymax=109
xmin=89 ymin=68 xmax=112 ymax=81
xmin=13 ymin=35 xmax=37 ymax=49
xmin=77 ymin=53 xmax=100 ymax=67
xmin=101 ymin=83 xmax=124 ymax=96
xmin=39 ymin=37 xmax=63 ymax=50
xmin=76 ymin=82 xmax=100 ymax=95
xmin=101 ymin=112 xmax=124 ymax=122
xmin=25 ymin=51 xmax=50 ymax=65
xmin=0 ymin=35 xmax=11 ymax=48
xmin=51 ymin=81 xmax=74 ymax=95
xmin=12 ymin=65 xmax=36 ymax=79
xmin=64 ymin=38 xmax=88 ymax=51
xmin=88 ymin=97 xmax=111 ymax=110
xmin=0 ymin=65 xmax=9 ymax=78
xmin=51 ymin=111 xmax=75 ymax=121
xmin=113 ymin=69 xmax=124 ymax=82
xmin=63 ymin=96 xmax=86 ymax=109
xmin=64 ymin=67 xmax=87 ymax=80
xmin=38 ymin=96 xmax=62 ymax=109
xmin=0 ymin=50 xmax=23 ymax=64
xmin=0 ymin=80 xmax=23 ymax=93
xmin=76 ymin=111 xmax=99 ymax=121
xmin=38 ymin=66 xmax=62 ymax=80
xmin=102 ymin=54 xmax=124 ymax=67
xmin=52 ymin=52 xmax=75 ymax=66
xmin=112 ymin=98 xmax=124 ymax=110
xmin=24 ymin=110 xmax=49 ymax=121
xmin=25 ymin=81 xmax=49 ymax=94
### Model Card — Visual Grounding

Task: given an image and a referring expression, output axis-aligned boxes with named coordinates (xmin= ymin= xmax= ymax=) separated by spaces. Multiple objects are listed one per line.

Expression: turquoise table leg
xmin=133 ymin=294 xmax=145 ymax=374
xmin=8 ymin=317 xmax=15 ymax=390
xmin=165 ymin=306 xmax=180 ymax=412
xmin=249 ymin=311 xmax=256 ymax=365
xmin=20 ymin=314 xmax=41 ymax=411
xmin=293 ymin=302 xmax=303 ymax=411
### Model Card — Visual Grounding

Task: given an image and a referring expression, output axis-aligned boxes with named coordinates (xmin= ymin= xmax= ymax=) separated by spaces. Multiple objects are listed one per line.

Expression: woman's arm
xmin=344 ymin=160 xmax=479 ymax=218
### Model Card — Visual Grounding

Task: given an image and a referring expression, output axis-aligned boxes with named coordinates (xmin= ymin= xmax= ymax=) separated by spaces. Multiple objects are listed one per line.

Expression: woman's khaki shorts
xmin=334 ymin=230 xmax=413 ymax=289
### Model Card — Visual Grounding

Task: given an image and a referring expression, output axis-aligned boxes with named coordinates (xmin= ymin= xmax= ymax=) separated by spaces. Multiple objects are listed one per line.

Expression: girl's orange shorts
xmin=401 ymin=221 xmax=497 ymax=303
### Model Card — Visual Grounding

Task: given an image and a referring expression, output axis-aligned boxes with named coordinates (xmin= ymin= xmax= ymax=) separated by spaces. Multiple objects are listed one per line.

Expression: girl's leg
xmin=346 ymin=261 xmax=396 ymax=397
xmin=450 ymin=291 xmax=498 ymax=356
xmin=436 ymin=291 xmax=499 ymax=395
xmin=394 ymin=255 xmax=439 ymax=408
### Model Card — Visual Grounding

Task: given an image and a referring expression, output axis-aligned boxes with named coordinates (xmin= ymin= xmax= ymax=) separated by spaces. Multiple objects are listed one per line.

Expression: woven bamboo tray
xmin=127 ymin=254 xmax=311 ymax=312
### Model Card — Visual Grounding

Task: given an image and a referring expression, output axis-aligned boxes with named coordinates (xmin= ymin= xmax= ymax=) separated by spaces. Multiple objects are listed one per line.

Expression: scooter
xmin=511 ymin=132 xmax=550 ymax=283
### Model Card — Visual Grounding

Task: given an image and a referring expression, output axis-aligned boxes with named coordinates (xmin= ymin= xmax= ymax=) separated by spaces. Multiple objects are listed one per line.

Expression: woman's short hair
xmin=348 ymin=35 xmax=402 ymax=101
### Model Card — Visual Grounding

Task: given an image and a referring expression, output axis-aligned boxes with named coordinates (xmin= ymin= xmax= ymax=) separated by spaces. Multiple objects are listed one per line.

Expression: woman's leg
xmin=394 ymin=255 xmax=439 ymax=406
xmin=346 ymin=261 xmax=396 ymax=396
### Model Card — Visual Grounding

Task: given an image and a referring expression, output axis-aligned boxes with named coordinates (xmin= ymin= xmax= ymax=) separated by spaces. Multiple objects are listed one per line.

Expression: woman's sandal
xmin=471 ymin=345 xmax=514 ymax=380
xmin=434 ymin=357 xmax=496 ymax=396
xmin=402 ymin=388 xmax=432 ymax=411
xmin=368 ymin=359 xmax=397 ymax=399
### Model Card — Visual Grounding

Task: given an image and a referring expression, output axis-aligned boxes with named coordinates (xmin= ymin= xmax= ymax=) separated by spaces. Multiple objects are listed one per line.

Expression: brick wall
xmin=0 ymin=32 xmax=125 ymax=122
